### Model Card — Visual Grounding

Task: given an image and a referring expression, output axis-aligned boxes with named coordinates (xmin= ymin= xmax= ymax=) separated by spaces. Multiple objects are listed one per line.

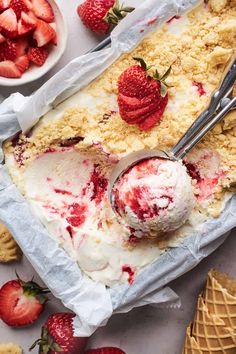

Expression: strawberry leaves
xmin=104 ymin=0 xmax=134 ymax=26
xmin=133 ymin=57 xmax=172 ymax=97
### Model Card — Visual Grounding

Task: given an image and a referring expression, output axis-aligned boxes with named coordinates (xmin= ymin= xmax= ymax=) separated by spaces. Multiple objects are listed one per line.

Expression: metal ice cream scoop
xmin=109 ymin=57 xmax=236 ymax=206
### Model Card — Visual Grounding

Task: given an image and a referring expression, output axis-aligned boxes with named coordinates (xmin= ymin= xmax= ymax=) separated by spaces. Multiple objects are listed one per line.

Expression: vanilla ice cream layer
xmin=20 ymin=147 xmax=166 ymax=286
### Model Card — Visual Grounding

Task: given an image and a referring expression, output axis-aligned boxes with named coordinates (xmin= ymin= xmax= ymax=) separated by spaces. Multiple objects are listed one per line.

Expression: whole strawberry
xmin=85 ymin=348 xmax=126 ymax=354
xmin=30 ymin=312 xmax=88 ymax=354
xmin=0 ymin=275 xmax=49 ymax=326
xmin=118 ymin=57 xmax=171 ymax=131
xmin=77 ymin=0 xmax=134 ymax=34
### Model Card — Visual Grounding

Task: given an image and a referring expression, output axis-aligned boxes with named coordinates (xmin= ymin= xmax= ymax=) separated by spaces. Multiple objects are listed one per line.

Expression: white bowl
xmin=0 ymin=0 xmax=68 ymax=86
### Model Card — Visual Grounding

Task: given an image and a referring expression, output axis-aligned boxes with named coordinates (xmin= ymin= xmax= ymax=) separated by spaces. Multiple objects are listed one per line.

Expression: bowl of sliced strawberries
xmin=0 ymin=0 xmax=67 ymax=85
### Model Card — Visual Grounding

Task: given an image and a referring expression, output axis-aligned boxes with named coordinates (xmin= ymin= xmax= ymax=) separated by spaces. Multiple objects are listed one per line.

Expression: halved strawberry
xmin=0 ymin=0 xmax=10 ymax=12
xmin=0 ymin=59 xmax=21 ymax=77
xmin=0 ymin=33 xmax=6 ymax=43
xmin=14 ymin=36 xmax=28 ymax=55
xmin=49 ymin=21 xmax=56 ymax=45
xmin=9 ymin=0 xmax=30 ymax=19
xmin=0 ymin=276 xmax=49 ymax=326
xmin=28 ymin=46 xmax=48 ymax=66
xmin=18 ymin=11 xmax=36 ymax=35
xmin=15 ymin=54 xmax=29 ymax=72
xmin=33 ymin=18 xmax=55 ymax=46
xmin=0 ymin=8 xmax=17 ymax=33
xmin=0 ymin=39 xmax=16 ymax=60
xmin=32 ymin=0 xmax=54 ymax=22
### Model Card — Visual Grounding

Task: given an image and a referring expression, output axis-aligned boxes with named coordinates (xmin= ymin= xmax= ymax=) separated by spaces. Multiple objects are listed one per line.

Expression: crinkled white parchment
xmin=1 ymin=0 xmax=235 ymax=336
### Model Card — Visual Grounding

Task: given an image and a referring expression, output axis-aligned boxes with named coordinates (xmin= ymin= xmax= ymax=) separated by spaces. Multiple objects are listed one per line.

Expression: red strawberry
xmin=0 ymin=60 xmax=21 ymax=77
xmin=77 ymin=0 xmax=134 ymax=34
xmin=138 ymin=94 xmax=168 ymax=131
xmin=9 ymin=0 xmax=30 ymax=19
xmin=31 ymin=0 xmax=54 ymax=22
xmin=27 ymin=9 xmax=37 ymax=20
xmin=21 ymin=10 xmax=36 ymax=26
xmin=15 ymin=54 xmax=29 ymax=72
xmin=0 ymin=0 xmax=10 ymax=12
xmin=0 ymin=39 xmax=16 ymax=60
xmin=0 ymin=8 xmax=17 ymax=33
xmin=30 ymin=312 xmax=88 ymax=354
xmin=85 ymin=348 xmax=126 ymax=354
xmin=0 ymin=33 xmax=6 ymax=43
xmin=14 ymin=36 xmax=28 ymax=55
xmin=117 ymin=57 xmax=170 ymax=130
xmin=33 ymin=18 xmax=55 ymax=46
xmin=49 ymin=21 xmax=56 ymax=44
xmin=0 ymin=276 xmax=49 ymax=325
xmin=18 ymin=11 xmax=36 ymax=35
xmin=28 ymin=46 xmax=48 ymax=66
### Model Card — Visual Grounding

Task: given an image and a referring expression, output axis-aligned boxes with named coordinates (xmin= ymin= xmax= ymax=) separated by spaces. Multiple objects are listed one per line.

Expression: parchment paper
xmin=1 ymin=0 xmax=235 ymax=336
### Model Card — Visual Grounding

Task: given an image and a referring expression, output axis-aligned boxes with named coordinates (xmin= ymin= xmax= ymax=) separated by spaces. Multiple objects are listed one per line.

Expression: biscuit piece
xmin=209 ymin=0 xmax=228 ymax=12
xmin=0 ymin=224 xmax=22 ymax=262
xmin=0 ymin=343 xmax=22 ymax=354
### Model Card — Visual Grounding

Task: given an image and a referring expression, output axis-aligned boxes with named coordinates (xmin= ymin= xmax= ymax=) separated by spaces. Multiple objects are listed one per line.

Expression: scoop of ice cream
xmin=112 ymin=157 xmax=195 ymax=237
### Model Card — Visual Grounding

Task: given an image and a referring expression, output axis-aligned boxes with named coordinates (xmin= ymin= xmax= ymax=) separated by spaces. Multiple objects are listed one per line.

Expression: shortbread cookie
xmin=0 ymin=343 xmax=22 ymax=354
xmin=0 ymin=224 xmax=22 ymax=262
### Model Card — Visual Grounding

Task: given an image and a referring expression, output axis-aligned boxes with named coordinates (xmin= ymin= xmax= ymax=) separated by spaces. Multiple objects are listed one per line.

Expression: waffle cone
xmin=203 ymin=269 xmax=236 ymax=330
xmin=192 ymin=296 xmax=236 ymax=353
xmin=183 ymin=324 xmax=203 ymax=354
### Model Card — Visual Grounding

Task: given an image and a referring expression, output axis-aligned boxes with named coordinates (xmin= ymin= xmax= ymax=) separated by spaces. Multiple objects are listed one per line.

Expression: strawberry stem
xmin=104 ymin=0 xmax=135 ymax=26
xmin=132 ymin=57 xmax=172 ymax=97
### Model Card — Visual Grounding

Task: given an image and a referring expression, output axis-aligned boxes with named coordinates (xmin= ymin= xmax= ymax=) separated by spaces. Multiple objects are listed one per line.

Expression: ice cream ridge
xmin=4 ymin=0 xmax=236 ymax=286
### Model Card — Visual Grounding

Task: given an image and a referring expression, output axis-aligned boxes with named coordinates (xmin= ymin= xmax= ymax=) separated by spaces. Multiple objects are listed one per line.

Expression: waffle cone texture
xmin=183 ymin=269 xmax=236 ymax=353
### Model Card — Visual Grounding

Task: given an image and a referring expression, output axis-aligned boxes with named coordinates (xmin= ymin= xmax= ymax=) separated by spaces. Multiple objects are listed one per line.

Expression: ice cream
xmin=3 ymin=0 xmax=235 ymax=286
xmin=112 ymin=157 xmax=195 ymax=237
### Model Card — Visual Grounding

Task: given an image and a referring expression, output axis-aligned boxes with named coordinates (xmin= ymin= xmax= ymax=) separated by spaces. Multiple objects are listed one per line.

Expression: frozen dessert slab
xmin=4 ymin=0 xmax=236 ymax=286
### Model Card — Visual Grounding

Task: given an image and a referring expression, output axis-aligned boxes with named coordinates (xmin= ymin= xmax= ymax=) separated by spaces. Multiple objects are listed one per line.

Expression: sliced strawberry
xmin=31 ymin=0 xmax=54 ymax=22
xmin=49 ymin=21 xmax=56 ymax=45
xmin=9 ymin=0 xmax=30 ymax=19
xmin=0 ymin=39 xmax=16 ymax=60
xmin=18 ymin=11 xmax=36 ymax=35
xmin=21 ymin=10 xmax=36 ymax=26
xmin=33 ymin=18 xmax=55 ymax=46
xmin=23 ymin=0 xmax=32 ymax=9
xmin=0 ymin=8 xmax=17 ymax=33
xmin=0 ymin=32 xmax=6 ymax=43
xmin=0 ymin=59 xmax=21 ymax=77
xmin=14 ymin=36 xmax=28 ymax=55
xmin=27 ymin=9 xmax=37 ymax=20
xmin=138 ymin=94 xmax=168 ymax=131
xmin=0 ymin=278 xmax=48 ymax=326
xmin=15 ymin=53 xmax=28 ymax=72
xmin=0 ymin=0 xmax=10 ymax=12
xmin=118 ymin=92 xmax=161 ymax=112
xmin=28 ymin=46 xmax=48 ymax=66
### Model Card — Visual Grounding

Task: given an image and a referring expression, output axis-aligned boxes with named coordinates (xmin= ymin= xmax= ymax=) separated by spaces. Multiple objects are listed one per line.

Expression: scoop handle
xmin=171 ymin=96 xmax=236 ymax=160
xmin=171 ymin=58 xmax=236 ymax=159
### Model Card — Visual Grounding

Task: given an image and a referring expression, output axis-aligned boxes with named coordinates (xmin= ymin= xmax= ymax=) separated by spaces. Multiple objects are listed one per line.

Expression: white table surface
xmin=0 ymin=1 xmax=236 ymax=353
